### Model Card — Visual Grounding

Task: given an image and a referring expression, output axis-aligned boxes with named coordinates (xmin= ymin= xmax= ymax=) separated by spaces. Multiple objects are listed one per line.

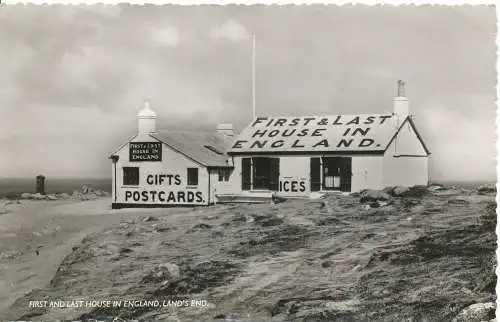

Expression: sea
xmin=0 ymin=178 xmax=494 ymax=199
xmin=0 ymin=178 xmax=112 ymax=198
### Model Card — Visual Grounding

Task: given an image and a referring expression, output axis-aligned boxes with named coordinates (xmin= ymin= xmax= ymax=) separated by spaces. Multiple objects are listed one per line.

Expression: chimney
xmin=393 ymin=80 xmax=410 ymax=126
xmin=137 ymin=100 xmax=157 ymax=134
xmin=216 ymin=123 xmax=234 ymax=137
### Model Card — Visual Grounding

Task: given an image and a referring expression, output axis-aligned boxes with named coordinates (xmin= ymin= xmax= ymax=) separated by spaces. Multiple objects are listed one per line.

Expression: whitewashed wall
xmin=225 ymin=154 xmax=385 ymax=195
xmin=383 ymin=156 xmax=429 ymax=187
xmin=351 ymin=156 xmax=384 ymax=192
xmin=209 ymin=169 xmax=219 ymax=204
xmin=215 ymin=155 xmax=242 ymax=195
xmin=278 ymin=156 xmax=310 ymax=197
xmin=383 ymin=120 xmax=429 ymax=187
xmin=113 ymin=134 xmax=210 ymax=206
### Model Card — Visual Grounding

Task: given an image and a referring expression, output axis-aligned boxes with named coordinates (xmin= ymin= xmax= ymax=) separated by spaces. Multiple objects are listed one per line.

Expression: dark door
xmin=241 ymin=158 xmax=251 ymax=190
xmin=339 ymin=158 xmax=352 ymax=192
xmin=252 ymin=157 xmax=280 ymax=191
xmin=269 ymin=158 xmax=280 ymax=191
xmin=310 ymin=157 xmax=321 ymax=192
xmin=253 ymin=157 xmax=268 ymax=190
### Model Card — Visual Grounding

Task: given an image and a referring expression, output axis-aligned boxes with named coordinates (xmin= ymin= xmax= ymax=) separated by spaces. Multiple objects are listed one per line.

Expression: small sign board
xmin=129 ymin=142 xmax=162 ymax=162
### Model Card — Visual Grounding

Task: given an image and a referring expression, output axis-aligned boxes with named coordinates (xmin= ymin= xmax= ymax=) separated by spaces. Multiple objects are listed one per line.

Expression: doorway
xmin=310 ymin=157 xmax=352 ymax=192
xmin=242 ymin=157 xmax=280 ymax=191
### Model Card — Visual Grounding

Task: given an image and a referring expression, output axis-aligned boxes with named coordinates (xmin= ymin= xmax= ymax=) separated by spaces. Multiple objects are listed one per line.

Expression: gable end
xmin=384 ymin=117 xmax=430 ymax=156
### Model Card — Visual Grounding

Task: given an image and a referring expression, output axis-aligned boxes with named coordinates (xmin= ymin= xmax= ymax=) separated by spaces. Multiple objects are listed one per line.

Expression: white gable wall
xmin=386 ymin=120 xmax=427 ymax=156
xmin=112 ymin=133 xmax=210 ymax=206
xmin=383 ymin=155 xmax=429 ymax=187
xmin=351 ymin=156 xmax=384 ymax=192
xmin=383 ymin=120 xmax=429 ymax=187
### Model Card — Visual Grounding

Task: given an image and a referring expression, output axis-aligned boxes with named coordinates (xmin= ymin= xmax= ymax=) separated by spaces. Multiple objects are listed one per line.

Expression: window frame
xmin=218 ymin=168 xmax=231 ymax=182
xmin=123 ymin=167 xmax=139 ymax=186
xmin=187 ymin=168 xmax=199 ymax=186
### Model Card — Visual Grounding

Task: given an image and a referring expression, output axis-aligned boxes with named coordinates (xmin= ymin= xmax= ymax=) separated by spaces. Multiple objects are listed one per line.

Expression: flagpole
xmin=252 ymin=33 xmax=256 ymax=120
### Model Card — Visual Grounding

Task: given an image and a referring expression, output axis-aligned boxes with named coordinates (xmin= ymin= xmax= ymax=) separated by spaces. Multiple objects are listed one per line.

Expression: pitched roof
xmin=227 ymin=114 xmax=417 ymax=154
xmin=150 ymin=131 xmax=233 ymax=167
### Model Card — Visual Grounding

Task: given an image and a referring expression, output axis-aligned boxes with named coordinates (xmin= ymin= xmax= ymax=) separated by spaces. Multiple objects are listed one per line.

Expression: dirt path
xmin=0 ymin=198 xmax=177 ymax=315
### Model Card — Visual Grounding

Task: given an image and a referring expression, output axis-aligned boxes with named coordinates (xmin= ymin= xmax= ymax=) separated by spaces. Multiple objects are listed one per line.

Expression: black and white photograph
xmin=0 ymin=3 xmax=497 ymax=322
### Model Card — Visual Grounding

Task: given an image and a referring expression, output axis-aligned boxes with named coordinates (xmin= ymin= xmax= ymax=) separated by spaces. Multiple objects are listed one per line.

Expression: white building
xmin=111 ymin=81 xmax=430 ymax=207
xmin=110 ymin=101 xmax=234 ymax=208
xmin=220 ymin=80 xmax=430 ymax=199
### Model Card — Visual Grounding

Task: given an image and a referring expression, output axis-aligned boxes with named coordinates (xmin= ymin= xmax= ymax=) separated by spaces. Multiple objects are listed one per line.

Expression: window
xmin=123 ymin=167 xmax=139 ymax=186
xmin=187 ymin=168 xmax=199 ymax=186
xmin=218 ymin=168 xmax=231 ymax=182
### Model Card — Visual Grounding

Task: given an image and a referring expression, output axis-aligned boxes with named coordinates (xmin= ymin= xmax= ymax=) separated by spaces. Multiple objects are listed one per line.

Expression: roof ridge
xmin=157 ymin=129 xmax=218 ymax=133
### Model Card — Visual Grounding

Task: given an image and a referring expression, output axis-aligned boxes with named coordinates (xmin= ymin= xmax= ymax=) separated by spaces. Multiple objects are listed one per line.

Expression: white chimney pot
xmin=393 ymin=80 xmax=410 ymax=126
xmin=137 ymin=100 xmax=157 ymax=134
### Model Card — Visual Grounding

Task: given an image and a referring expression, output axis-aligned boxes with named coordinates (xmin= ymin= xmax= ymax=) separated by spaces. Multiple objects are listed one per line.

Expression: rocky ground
xmin=0 ymin=184 xmax=496 ymax=322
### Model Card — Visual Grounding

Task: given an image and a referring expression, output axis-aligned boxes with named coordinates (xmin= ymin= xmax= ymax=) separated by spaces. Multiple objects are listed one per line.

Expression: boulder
xmin=87 ymin=193 xmax=98 ymax=200
xmin=158 ymin=262 xmax=181 ymax=281
xmin=31 ymin=193 xmax=46 ymax=200
xmin=382 ymin=186 xmax=395 ymax=195
xmin=359 ymin=190 xmax=391 ymax=203
xmin=20 ymin=192 xmax=32 ymax=199
xmin=392 ymin=186 xmax=410 ymax=196
xmin=398 ymin=185 xmax=429 ymax=198
xmin=0 ymin=202 xmax=7 ymax=215
xmin=452 ymin=302 xmax=495 ymax=322
xmin=143 ymin=262 xmax=181 ymax=284
xmin=478 ymin=183 xmax=496 ymax=194
xmin=428 ymin=184 xmax=446 ymax=192
xmin=433 ymin=189 xmax=460 ymax=197
xmin=102 ymin=191 xmax=111 ymax=197
xmin=59 ymin=192 xmax=70 ymax=199
xmin=72 ymin=190 xmax=83 ymax=199
xmin=81 ymin=185 xmax=90 ymax=194
xmin=46 ymin=194 xmax=58 ymax=201
xmin=448 ymin=197 xmax=470 ymax=205
xmin=94 ymin=190 xmax=103 ymax=197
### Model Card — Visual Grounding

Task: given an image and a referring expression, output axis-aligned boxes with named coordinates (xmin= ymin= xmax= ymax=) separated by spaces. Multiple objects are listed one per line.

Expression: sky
xmin=0 ymin=5 xmax=496 ymax=182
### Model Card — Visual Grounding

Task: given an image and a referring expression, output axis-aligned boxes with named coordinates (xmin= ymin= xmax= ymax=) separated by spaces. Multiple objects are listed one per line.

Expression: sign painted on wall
xmin=279 ymin=177 xmax=308 ymax=194
xmin=228 ymin=115 xmax=398 ymax=153
xmin=123 ymin=173 xmax=205 ymax=204
xmin=129 ymin=142 xmax=162 ymax=162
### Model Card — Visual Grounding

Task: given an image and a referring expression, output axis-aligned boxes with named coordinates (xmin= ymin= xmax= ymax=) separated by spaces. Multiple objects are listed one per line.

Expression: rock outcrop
xmin=477 ymin=183 xmax=496 ymax=195
xmin=359 ymin=190 xmax=391 ymax=203
xmin=0 ymin=201 xmax=7 ymax=215
xmin=452 ymin=302 xmax=495 ymax=322
xmin=18 ymin=185 xmax=111 ymax=201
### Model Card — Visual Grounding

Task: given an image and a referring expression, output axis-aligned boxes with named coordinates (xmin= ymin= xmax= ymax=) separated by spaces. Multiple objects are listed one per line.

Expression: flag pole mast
xmin=252 ymin=33 xmax=256 ymax=120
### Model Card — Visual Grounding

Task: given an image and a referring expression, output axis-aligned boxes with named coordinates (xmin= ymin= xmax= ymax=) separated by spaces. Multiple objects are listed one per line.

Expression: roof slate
xmin=151 ymin=131 xmax=233 ymax=167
